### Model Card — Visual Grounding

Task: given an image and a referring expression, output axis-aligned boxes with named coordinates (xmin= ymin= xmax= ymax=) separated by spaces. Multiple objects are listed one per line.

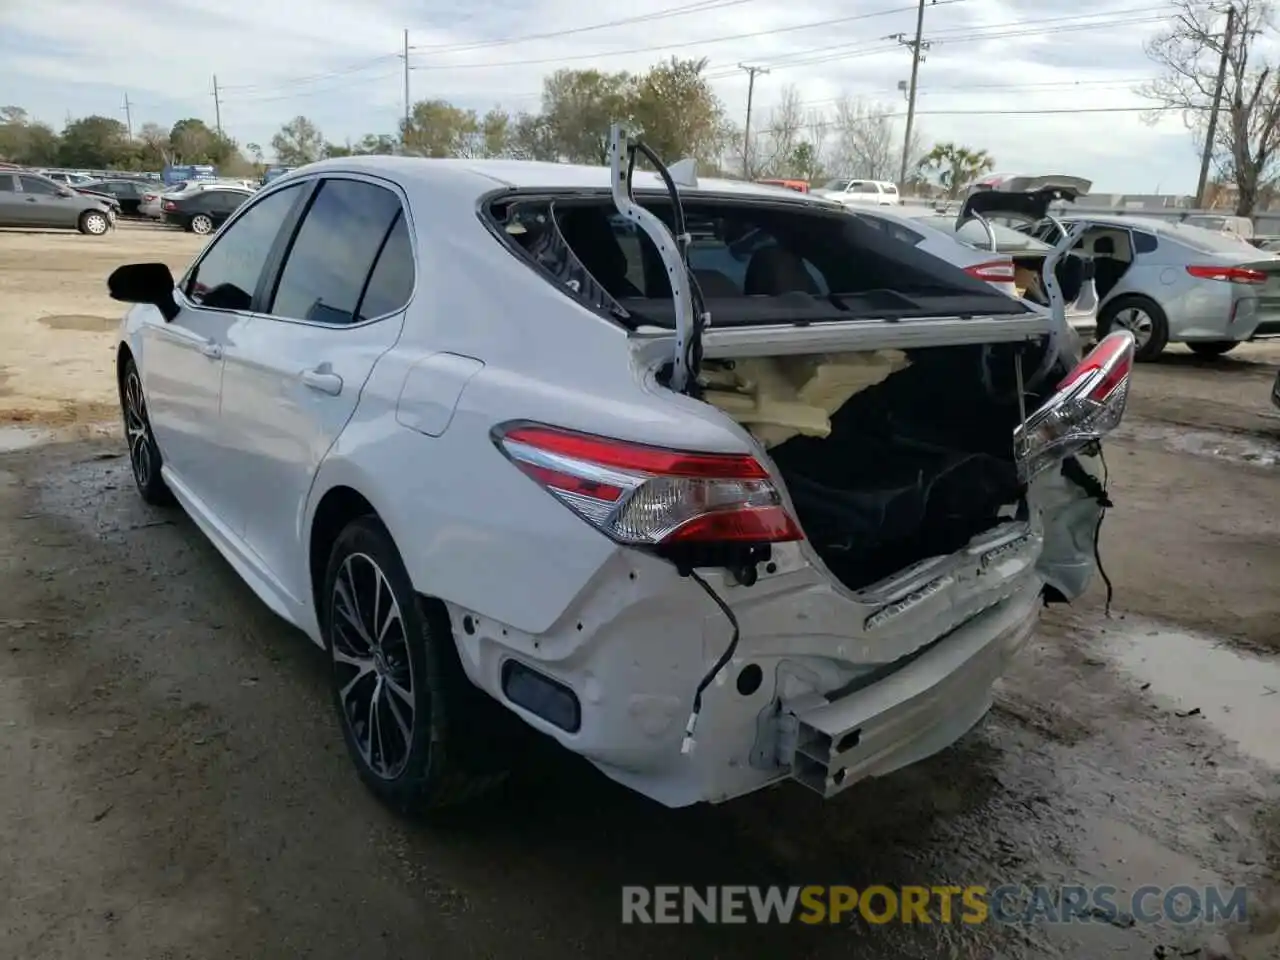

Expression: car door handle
xmin=301 ymin=368 xmax=343 ymax=395
xmin=25 ymin=197 xmax=38 ymax=203
xmin=201 ymin=342 xmax=223 ymax=359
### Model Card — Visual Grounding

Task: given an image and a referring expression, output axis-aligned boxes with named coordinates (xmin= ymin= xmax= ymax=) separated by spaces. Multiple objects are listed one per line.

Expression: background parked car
xmin=0 ymin=171 xmax=116 ymax=235
xmin=142 ymin=179 xmax=253 ymax=220
xmin=39 ymin=171 xmax=96 ymax=186
xmin=1042 ymin=215 xmax=1280 ymax=360
xmin=898 ymin=207 xmax=1099 ymax=336
xmin=74 ymin=178 xmax=155 ymax=217
xmin=162 ymin=187 xmax=252 ymax=234
xmin=810 ymin=178 xmax=901 ymax=206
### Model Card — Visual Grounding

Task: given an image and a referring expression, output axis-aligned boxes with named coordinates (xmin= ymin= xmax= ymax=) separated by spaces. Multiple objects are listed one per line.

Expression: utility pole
xmin=402 ymin=29 xmax=412 ymax=144
xmin=1196 ymin=4 xmax=1235 ymax=208
xmin=211 ymin=75 xmax=223 ymax=137
xmin=739 ymin=64 xmax=769 ymax=178
xmin=122 ymin=93 xmax=133 ymax=139
xmin=896 ymin=0 xmax=929 ymax=192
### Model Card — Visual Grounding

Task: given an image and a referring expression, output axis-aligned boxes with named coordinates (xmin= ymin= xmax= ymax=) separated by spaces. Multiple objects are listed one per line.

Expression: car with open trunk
xmin=105 ymin=129 xmax=1133 ymax=813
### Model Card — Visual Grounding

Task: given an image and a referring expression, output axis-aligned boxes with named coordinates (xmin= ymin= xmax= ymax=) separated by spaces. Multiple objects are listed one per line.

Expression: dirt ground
xmin=0 ymin=222 xmax=204 ymax=424
xmin=1 ymin=226 xmax=1279 ymax=959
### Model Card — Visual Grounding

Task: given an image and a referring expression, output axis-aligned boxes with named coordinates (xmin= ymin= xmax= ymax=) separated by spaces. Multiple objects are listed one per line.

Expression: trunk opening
xmin=699 ymin=342 xmax=1061 ymax=593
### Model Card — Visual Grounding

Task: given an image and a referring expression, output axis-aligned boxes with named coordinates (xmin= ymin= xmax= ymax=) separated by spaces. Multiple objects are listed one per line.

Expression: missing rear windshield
xmin=485 ymin=192 xmax=1031 ymax=329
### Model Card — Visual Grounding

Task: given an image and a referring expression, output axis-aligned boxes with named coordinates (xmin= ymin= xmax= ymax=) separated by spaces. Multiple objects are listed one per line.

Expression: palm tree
xmin=917 ymin=143 xmax=996 ymax=200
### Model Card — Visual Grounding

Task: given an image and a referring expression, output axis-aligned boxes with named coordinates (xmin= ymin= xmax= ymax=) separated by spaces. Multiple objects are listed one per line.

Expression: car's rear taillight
xmin=162 ymin=200 xmax=176 ymax=211
xmin=493 ymin=423 xmax=804 ymax=546
xmin=1186 ymin=264 xmax=1268 ymax=284
xmin=964 ymin=260 xmax=1016 ymax=283
xmin=1013 ymin=330 xmax=1135 ymax=481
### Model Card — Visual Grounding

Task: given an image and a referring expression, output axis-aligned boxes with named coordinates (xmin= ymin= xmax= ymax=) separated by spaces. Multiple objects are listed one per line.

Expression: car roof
xmin=279 ymin=155 xmax=836 ymax=206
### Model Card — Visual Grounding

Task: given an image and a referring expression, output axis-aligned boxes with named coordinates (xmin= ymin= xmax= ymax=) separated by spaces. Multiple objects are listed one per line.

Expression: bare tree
xmin=826 ymin=96 xmax=896 ymax=180
xmin=1140 ymin=0 xmax=1280 ymax=214
xmin=750 ymin=84 xmax=805 ymax=177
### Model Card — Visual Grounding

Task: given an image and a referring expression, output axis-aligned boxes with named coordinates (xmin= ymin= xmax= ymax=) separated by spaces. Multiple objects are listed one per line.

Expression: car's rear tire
xmin=1188 ymin=340 xmax=1240 ymax=358
xmin=78 ymin=210 xmax=110 ymax=236
xmin=323 ymin=516 xmax=513 ymax=814
xmin=189 ymin=214 xmax=214 ymax=235
xmin=1098 ymin=295 xmax=1169 ymax=361
xmin=118 ymin=356 xmax=174 ymax=506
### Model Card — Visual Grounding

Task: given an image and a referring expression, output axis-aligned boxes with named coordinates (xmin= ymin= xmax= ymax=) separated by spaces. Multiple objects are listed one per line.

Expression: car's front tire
xmin=323 ymin=516 xmax=512 ymax=814
xmin=119 ymin=356 xmax=174 ymax=506
xmin=78 ymin=210 xmax=110 ymax=236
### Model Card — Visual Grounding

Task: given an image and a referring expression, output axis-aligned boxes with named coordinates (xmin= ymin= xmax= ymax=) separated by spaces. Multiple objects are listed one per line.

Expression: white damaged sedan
xmin=108 ymin=125 xmax=1133 ymax=812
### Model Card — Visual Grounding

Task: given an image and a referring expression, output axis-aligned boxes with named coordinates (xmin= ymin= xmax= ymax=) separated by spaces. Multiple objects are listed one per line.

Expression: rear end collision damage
xmin=452 ymin=128 xmax=1135 ymax=808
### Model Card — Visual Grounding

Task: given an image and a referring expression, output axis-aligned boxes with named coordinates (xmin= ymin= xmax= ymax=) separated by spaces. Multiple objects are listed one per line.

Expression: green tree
xmin=541 ymin=68 xmax=636 ymax=164
xmin=917 ymin=142 xmax=996 ymax=200
xmin=789 ymin=141 xmax=822 ymax=182
xmin=0 ymin=107 xmax=61 ymax=165
xmin=355 ymin=133 xmax=398 ymax=155
xmin=630 ymin=57 xmax=730 ymax=168
xmin=479 ymin=108 xmax=511 ymax=158
xmin=58 ymin=115 xmax=131 ymax=167
xmin=272 ymin=115 xmax=326 ymax=165
xmin=507 ymin=112 xmax=556 ymax=161
xmin=401 ymin=100 xmax=479 ymax=157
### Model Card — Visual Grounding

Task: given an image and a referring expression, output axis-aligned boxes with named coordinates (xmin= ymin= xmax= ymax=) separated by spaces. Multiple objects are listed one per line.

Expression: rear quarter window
xmin=1133 ymin=231 xmax=1158 ymax=254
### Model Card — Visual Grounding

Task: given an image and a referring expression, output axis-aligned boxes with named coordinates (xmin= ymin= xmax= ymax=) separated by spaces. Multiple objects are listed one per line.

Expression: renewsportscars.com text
xmin=621 ymin=884 xmax=1249 ymax=926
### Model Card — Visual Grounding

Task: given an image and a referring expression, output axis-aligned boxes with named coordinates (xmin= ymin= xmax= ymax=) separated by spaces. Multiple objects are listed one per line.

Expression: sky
xmin=0 ymin=0 xmax=1231 ymax=193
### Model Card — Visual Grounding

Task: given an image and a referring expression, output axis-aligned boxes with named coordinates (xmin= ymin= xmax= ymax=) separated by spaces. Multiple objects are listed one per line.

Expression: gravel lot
xmin=1 ymin=224 xmax=1278 ymax=959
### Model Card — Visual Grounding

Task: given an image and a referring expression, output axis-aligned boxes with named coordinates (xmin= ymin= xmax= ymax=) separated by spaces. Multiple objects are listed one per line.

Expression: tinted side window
xmin=356 ymin=213 xmax=415 ymax=319
xmin=186 ymin=183 xmax=302 ymax=311
xmin=1133 ymin=231 xmax=1158 ymax=254
xmin=0 ymin=176 xmax=14 ymax=192
xmin=19 ymin=176 xmax=58 ymax=196
xmin=269 ymin=178 xmax=403 ymax=325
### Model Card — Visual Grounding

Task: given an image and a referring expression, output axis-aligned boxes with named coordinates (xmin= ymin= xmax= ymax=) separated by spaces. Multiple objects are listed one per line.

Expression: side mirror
xmin=108 ymin=262 xmax=179 ymax=322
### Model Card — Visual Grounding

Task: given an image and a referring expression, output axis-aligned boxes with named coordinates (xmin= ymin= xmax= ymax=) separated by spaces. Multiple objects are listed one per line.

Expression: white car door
xmin=218 ymin=175 xmax=414 ymax=605
xmin=143 ymin=182 xmax=308 ymax=518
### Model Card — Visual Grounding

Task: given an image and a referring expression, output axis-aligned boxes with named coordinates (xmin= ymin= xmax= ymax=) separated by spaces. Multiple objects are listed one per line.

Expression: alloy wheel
xmin=123 ymin=369 xmax=153 ymax=490
xmin=191 ymin=215 xmax=213 ymax=235
xmin=84 ymin=213 xmax=108 ymax=235
xmin=1112 ymin=307 xmax=1153 ymax=351
xmin=331 ymin=553 xmax=415 ymax=780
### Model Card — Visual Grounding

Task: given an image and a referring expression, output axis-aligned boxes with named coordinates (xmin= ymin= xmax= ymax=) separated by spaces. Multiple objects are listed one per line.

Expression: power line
xmin=408 ymin=0 xmax=973 ymax=71
xmin=704 ymin=7 xmax=1169 ymax=76
xmin=217 ymin=54 xmax=403 ymax=94
xmin=409 ymin=0 xmax=765 ymax=54
xmin=788 ymin=104 xmax=1196 ymax=135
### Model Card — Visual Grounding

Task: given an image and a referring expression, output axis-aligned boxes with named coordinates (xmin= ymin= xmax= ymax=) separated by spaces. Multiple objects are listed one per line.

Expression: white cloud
xmin=0 ymin=0 xmax=1207 ymax=192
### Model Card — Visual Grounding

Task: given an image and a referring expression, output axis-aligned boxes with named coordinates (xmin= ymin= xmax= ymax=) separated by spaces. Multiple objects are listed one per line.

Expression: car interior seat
xmin=744 ymin=245 xmax=821 ymax=296
xmin=1090 ymin=235 xmax=1129 ymax=299
xmin=556 ymin=209 xmax=643 ymax=298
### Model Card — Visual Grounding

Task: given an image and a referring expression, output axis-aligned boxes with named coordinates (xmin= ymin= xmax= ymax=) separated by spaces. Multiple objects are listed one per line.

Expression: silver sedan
xmin=1047 ymin=215 xmax=1280 ymax=361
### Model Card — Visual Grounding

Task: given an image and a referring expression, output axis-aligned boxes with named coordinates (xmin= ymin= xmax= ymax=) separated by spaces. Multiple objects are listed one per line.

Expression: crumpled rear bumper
xmin=779 ymin=575 xmax=1041 ymax=798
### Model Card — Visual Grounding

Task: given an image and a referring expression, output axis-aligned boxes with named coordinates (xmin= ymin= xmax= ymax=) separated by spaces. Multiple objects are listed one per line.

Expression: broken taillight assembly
xmin=492 ymin=422 xmax=804 ymax=546
xmin=1013 ymin=330 xmax=1135 ymax=482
